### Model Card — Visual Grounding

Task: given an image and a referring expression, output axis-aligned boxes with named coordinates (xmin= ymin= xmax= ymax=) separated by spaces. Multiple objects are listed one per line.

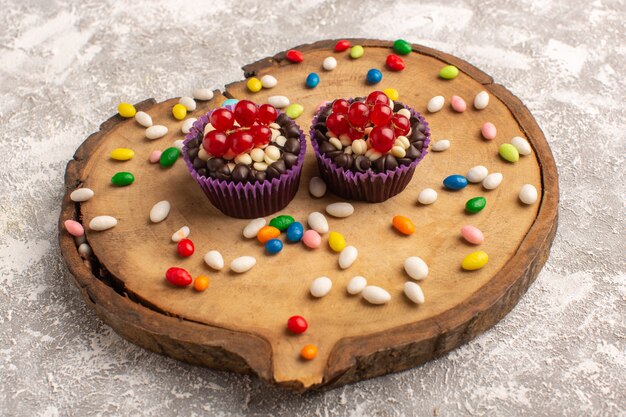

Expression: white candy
xmin=171 ymin=226 xmax=190 ymax=242
xmin=347 ymin=276 xmax=367 ymax=295
xmin=326 ymin=202 xmax=354 ymax=218
xmin=466 ymin=165 xmax=489 ymax=183
xmin=70 ymin=188 xmax=94 ymax=202
xmin=230 ymin=256 xmax=256 ymax=273
xmin=172 ymin=139 xmax=184 ymax=151
xmin=511 ymin=136 xmax=532 ymax=156
xmin=519 ymin=184 xmax=538 ymax=204
xmin=322 ymin=56 xmax=337 ymax=71
xmin=260 ymin=75 xmax=277 ymax=88
xmin=404 ymin=256 xmax=428 ymax=280
xmin=404 ymin=282 xmax=425 ymax=305
xmin=243 ymin=218 xmax=266 ymax=239
xmin=474 ymin=91 xmax=489 ymax=110
xmin=149 ymin=200 xmax=170 ymax=223
xmin=418 ymin=188 xmax=437 ymax=205
xmin=362 ymin=286 xmax=391 ymax=305
xmin=427 ymin=96 xmax=445 ymax=113
xmin=89 ymin=216 xmax=117 ymax=231
xmin=309 ymin=177 xmax=327 ymax=198
xmin=145 ymin=125 xmax=168 ymax=140
xmin=78 ymin=243 xmax=92 ymax=258
xmin=181 ymin=117 xmax=197 ymax=134
xmin=431 ymin=139 xmax=450 ymax=152
xmin=179 ymin=96 xmax=196 ymax=111
xmin=135 ymin=111 xmax=153 ymax=127
xmin=310 ymin=276 xmax=332 ymax=298
xmin=307 ymin=212 xmax=329 ymax=234
xmin=338 ymin=246 xmax=358 ymax=269
xmin=482 ymin=173 xmax=503 ymax=190
xmin=267 ymin=95 xmax=289 ymax=108
xmin=204 ymin=250 xmax=224 ymax=270
xmin=192 ymin=88 xmax=214 ymax=101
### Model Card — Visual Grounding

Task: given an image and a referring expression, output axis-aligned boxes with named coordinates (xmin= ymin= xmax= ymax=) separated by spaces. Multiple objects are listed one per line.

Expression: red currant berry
xmin=209 ymin=108 xmax=235 ymax=131
xmin=370 ymin=102 xmax=393 ymax=126
xmin=203 ymin=130 xmax=230 ymax=157
xmin=233 ymin=100 xmax=258 ymax=127
xmin=229 ymin=130 xmax=255 ymax=154
xmin=257 ymin=104 xmax=278 ymax=125
xmin=386 ymin=54 xmax=406 ymax=71
xmin=347 ymin=126 xmax=364 ymax=140
xmin=287 ymin=315 xmax=308 ymax=334
xmin=177 ymin=239 xmax=195 ymax=257
xmin=365 ymin=91 xmax=390 ymax=108
xmin=334 ymin=40 xmax=351 ymax=52
xmin=331 ymin=99 xmax=350 ymax=114
xmin=326 ymin=112 xmax=349 ymax=135
xmin=369 ymin=126 xmax=396 ymax=153
xmin=391 ymin=114 xmax=411 ymax=136
xmin=286 ymin=49 xmax=304 ymax=63
xmin=347 ymin=101 xmax=370 ymax=128
xmin=250 ymin=125 xmax=272 ymax=146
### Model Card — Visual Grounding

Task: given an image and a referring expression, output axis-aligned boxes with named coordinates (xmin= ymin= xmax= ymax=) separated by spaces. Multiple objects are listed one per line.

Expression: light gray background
xmin=0 ymin=0 xmax=624 ymax=416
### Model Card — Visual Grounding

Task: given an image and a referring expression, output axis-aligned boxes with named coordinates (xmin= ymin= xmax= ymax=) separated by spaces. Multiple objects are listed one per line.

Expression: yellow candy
xmin=328 ymin=231 xmax=346 ymax=253
xmin=117 ymin=102 xmax=136 ymax=118
xmin=247 ymin=77 xmax=263 ymax=93
xmin=172 ymin=103 xmax=187 ymax=120
xmin=110 ymin=148 xmax=135 ymax=161
xmin=461 ymin=251 xmax=489 ymax=271
xmin=384 ymin=88 xmax=399 ymax=101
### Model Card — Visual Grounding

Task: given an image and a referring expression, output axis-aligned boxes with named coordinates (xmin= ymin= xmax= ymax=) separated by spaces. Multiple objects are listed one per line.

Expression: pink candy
xmin=64 ymin=219 xmax=84 ymax=237
xmin=481 ymin=122 xmax=497 ymax=140
xmin=461 ymin=225 xmax=484 ymax=245
xmin=450 ymin=95 xmax=467 ymax=113
xmin=315 ymin=101 xmax=329 ymax=113
xmin=149 ymin=150 xmax=162 ymax=163
xmin=302 ymin=230 xmax=321 ymax=249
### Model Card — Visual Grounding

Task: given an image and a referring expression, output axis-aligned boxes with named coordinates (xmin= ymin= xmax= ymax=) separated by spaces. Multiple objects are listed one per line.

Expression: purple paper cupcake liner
xmin=182 ymin=107 xmax=306 ymax=219
xmin=310 ymin=100 xmax=430 ymax=203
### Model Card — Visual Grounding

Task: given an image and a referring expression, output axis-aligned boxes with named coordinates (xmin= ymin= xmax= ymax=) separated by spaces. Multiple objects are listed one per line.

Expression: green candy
xmin=160 ymin=147 xmax=180 ymax=167
xmin=439 ymin=65 xmax=459 ymax=80
xmin=393 ymin=39 xmax=412 ymax=55
xmin=285 ymin=103 xmax=304 ymax=119
xmin=499 ymin=143 xmax=520 ymax=163
xmin=269 ymin=215 xmax=294 ymax=231
xmin=111 ymin=171 xmax=134 ymax=186
xmin=350 ymin=45 xmax=364 ymax=59
xmin=466 ymin=197 xmax=486 ymax=214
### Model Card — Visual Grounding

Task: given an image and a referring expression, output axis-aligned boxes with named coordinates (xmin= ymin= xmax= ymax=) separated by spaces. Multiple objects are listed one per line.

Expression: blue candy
xmin=306 ymin=72 xmax=320 ymax=89
xmin=366 ymin=68 xmax=382 ymax=84
xmin=265 ymin=238 xmax=283 ymax=254
xmin=221 ymin=98 xmax=239 ymax=107
xmin=286 ymin=222 xmax=304 ymax=242
xmin=443 ymin=174 xmax=468 ymax=190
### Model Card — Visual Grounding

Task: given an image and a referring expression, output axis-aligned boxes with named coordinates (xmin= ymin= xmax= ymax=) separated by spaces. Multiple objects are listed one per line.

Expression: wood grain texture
xmin=58 ymin=39 xmax=558 ymax=392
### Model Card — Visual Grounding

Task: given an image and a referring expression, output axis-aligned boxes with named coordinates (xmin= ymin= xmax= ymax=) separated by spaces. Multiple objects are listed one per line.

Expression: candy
xmin=247 ymin=77 xmax=262 ymax=93
xmin=268 ymin=95 xmax=290 ymax=109
xmin=386 ymin=54 xmax=405 ymax=71
xmin=177 ymin=238 xmax=194 ymax=257
xmin=466 ymin=196 xmax=487 ymax=213
xmin=328 ymin=231 xmax=346 ymax=252
xmin=302 ymin=230 xmax=321 ymax=249
xmin=511 ymin=136 xmax=532 ymax=155
xmin=64 ymin=220 xmax=84 ymax=237
xmin=392 ymin=215 xmax=415 ymax=235
xmin=466 ymin=165 xmax=489 ymax=183
xmin=260 ymin=75 xmax=277 ymax=89
xmin=474 ymin=91 xmax=489 ymax=110
xmin=149 ymin=200 xmax=170 ymax=223
xmin=285 ymin=103 xmax=304 ymax=119
xmin=439 ymin=65 xmax=459 ymax=79
xmin=404 ymin=282 xmax=425 ymax=305
xmin=110 ymin=148 xmax=134 ymax=161
xmin=309 ymin=176 xmax=327 ymax=198
xmin=111 ymin=172 xmax=134 ymax=186
xmin=339 ymin=245 xmax=358 ymax=269
xmin=148 ymin=150 xmax=162 ymax=163
xmin=159 ymin=147 xmax=180 ymax=167
xmin=499 ymin=143 xmax=520 ymax=163
xmin=347 ymin=276 xmax=367 ymax=295
xmin=350 ymin=45 xmax=364 ymax=59
xmin=135 ymin=111 xmax=153 ymax=127
xmin=443 ymin=174 xmax=468 ymax=190
xmin=391 ymin=146 xmax=406 ymax=158
xmin=192 ymin=88 xmax=214 ymax=101
xmin=221 ymin=98 xmax=238 ymax=107
xmin=171 ymin=226 xmax=190 ymax=242
xmin=362 ymin=286 xmax=391 ymax=305
xmin=307 ymin=212 xmax=329 ymax=234
xmin=287 ymin=315 xmax=308 ymax=334
xmin=118 ymin=102 xmax=136 ymax=118
xmin=269 ymin=215 xmax=294 ymax=231
xmin=310 ymin=276 xmax=332 ymax=298
xmin=404 ymin=256 xmax=428 ymax=280
xmin=383 ymin=88 xmax=399 ymax=101
xmin=193 ymin=275 xmax=210 ymax=292
xmin=393 ymin=39 xmax=412 ymax=55
xmin=78 ymin=243 xmax=92 ymax=258
xmin=145 ymin=125 xmax=168 ymax=140
xmin=427 ymin=96 xmax=445 ymax=113
xmin=519 ymin=184 xmax=538 ymax=204
xmin=418 ymin=188 xmax=438 ymax=205
xmin=165 ymin=267 xmax=192 ymax=286
xmin=204 ymin=250 xmax=224 ymax=270
xmin=461 ymin=225 xmax=484 ymax=245
xmin=481 ymin=122 xmax=497 ymax=140
xmin=286 ymin=49 xmax=303 ymax=63
xmin=366 ymin=68 xmax=383 ymax=84
xmin=257 ymin=225 xmax=281 ymax=243
xmin=70 ymin=188 xmax=94 ymax=202
xmin=181 ymin=117 xmax=197 ymax=134
xmin=335 ymin=40 xmax=351 ymax=52
xmin=300 ymin=344 xmax=318 ymax=360
xmin=172 ymin=103 xmax=187 ymax=120
xmin=243 ymin=218 xmax=266 ymax=239
xmin=462 ymin=251 xmax=489 ymax=271
xmin=482 ymin=173 xmax=503 ymax=190
xmin=89 ymin=216 xmax=117 ymax=231
xmin=265 ymin=238 xmax=283 ymax=254
xmin=172 ymin=139 xmax=184 ymax=151
xmin=326 ymin=202 xmax=354 ymax=218
xmin=286 ymin=222 xmax=304 ymax=242
xmin=179 ymin=96 xmax=196 ymax=111
xmin=431 ymin=139 xmax=450 ymax=152
xmin=230 ymin=256 xmax=256 ymax=273
xmin=306 ymin=73 xmax=320 ymax=88
xmin=450 ymin=95 xmax=467 ymax=112
xmin=322 ymin=56 xmax=337 ymax=71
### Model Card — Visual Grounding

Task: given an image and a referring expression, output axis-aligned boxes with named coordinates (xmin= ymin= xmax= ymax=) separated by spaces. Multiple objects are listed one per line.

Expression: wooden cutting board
xmin=58 ymin=39 xmax=558 ymax=392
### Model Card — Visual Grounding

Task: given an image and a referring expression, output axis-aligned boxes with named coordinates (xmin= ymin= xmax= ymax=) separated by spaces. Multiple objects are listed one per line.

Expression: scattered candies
xmin=450 ymin=95 xmax=467 ymax=112
xmin=257 ymin=225 xmax=281 ymax=243
xmin=362 ymin=286 xmax=391 ymax=305
xmin=499 ymin=143 xmax=520 ymax=163
xmin=172 ymin=103 xmax=187 ymax=120
xmin=247 ymin=77 xmax=262 ymax=93
xmin=111 ymin=172 xmax=134 ymax=186
xmin=511 ymin=136 xmax=532 ymax=156
xmin=269 ymin=215 xmax=294 ymax=231
xmin=265 ymin=238 xmax=283 ymax=254
xmin=427 ymin=96 xmax=445 ymax=113
xmin=328 ymin=231 xmax=346 ymax=252
xmin=338 ymin=246 xmax=358 ymax=269
xmin=519 ymin=184 xmax=538 ymax=204
xmin=462 ymin=251 xmax=489 ymax=271
xmin=300 ymin=344 xmax=318 ymax=360
xmin=70 ymin=188 xmax=94 ymax=202
xmin=322 ymin=56 xmax=337 ymax=71
xmin=135 ymin=111 xmax=153 ymax=127
xmin=171 ymin=226 xmax=190 ymax=242
xmin=179 ymin=96 xmax=196 ymax=111
xmin=149 ymin=200 xmax=171 ymax=223
xmin=118 ymin=102 xmax=136 ymax=118
xmin=418 ymin=188 xmax=438 ymax=205
xmin=243 ymin=218 xmax=266 ymax=239
xmin=310 ymin=276 xmax=333 ymax=297
xmin=287 ymin=315 xmax=308 ymax=334
xmin=145 ymin=125 xmax=168 ymax=140
xmin=386 ymin=54 xmax=405 ymax=71
xmin=404 ymin=282 xmax=425 ymax=305
xmin=366 ymin=68 xmax=383 ymax=84
xmin=177 ymin=238 xmax=195 ymax=257
xmin=393 ymin=39 xmax=412 ymax=55
xmin=439 ymin=65 xmax=459 ymax=80
xmin=309 ymin=177 xmax=327 ymax=198
xmin=350 ymin=45 xmax=364 ymax=59
xmin=285 ymin=103 xmax=304 ymax=119
xmin=466 ymin=196 xmax=487 ymax=213
xmin=461 ymin=225 xmax=484 ymax=245
xmin=404 ymin=256 xmax=428 ymax=280
xmin=160 ymin=147 xmax=180 ymax=167
xmin=302 ymin=230 xmax=321 ymax=249
xmin=193 ymin=275 xmax=210 ymax=292
xmin=286 ymin=222 xmax=304 ymax=242
xmin=267 ymin=95 xmax=290 ymax=108
xmin=347 ymin=276 xmax=367 ymax=295
xmin=307 ymin=212 xmax=329 ymax=234
xmin=286 ymin=49 xmax=304 ymax=63
xmin=165 ymin=267 xmax=192 ymax=286
xmin=325 ymin=202 xmax=354 ymax=218
xmin=110 ymin=148 xmax=135 ymax=161
xmin=230 ymin=256 xmax=256 ymax=273
xmin=64 ymin=220 xmax=84 ymax=237
xmin=481 ymin=122 xmax=497 ymax=140
xmin=260 ymin=75 xmax=277 ymax=88
xmin=148 ymin=150 xmax=162 ymax=163
xmin=306 ymin=73 xmax=320 ymax=88
xmin=431 ymin=139 xmax=450 ymax=152
xmin=466 ymin=165 xmax=489 ymax=183
xmin=443 ymin=174 xmax=468 ymax=190
xmin=474 ymin=91 xmax=489 ymax=110
xmin=204 ymin=250 xmax=224 ymax=270
xmin=482 ymin=173 xmax=503 ymax=190
xmin=392 ymin=215 xmax=415 ymax=235
xmin=193 ymin=88 xmax=214 ymax=101
xmin=383 ymin=88 xmax=399 ymax=101
xmin=335 ymin=40 xmax=351 ymax=52
xmin=89 ymin=216 xmax=117 ymax=231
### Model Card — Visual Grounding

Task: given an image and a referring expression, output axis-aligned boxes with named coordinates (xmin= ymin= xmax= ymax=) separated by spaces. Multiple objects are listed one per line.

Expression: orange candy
xmin=193 ymin=275 xmax=210 ymax=292
xmin=300 ymin=344 xmax=318 ymax=360
xmin=257 ymin=225 xmax=280 ymax=243
xmin=392 ymin=215 xmax=415 ymax=235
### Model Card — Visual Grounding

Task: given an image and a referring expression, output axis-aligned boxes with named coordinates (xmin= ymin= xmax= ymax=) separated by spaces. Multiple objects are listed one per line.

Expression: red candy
xmin=229 ymin=130 xmax=254 ymax=154
xmin=286 ymin=49 xmax=304 ymax=63
xmin=233 ymin=100 xmax=258 ymax=127
xmin=365 ymin=90 xmax=390 ymax=108
xmin=369 ymin=126 xmax=396 ymax=153
xmin=391 ymin=114 xmax=411 ymax=136
xmin=326 ymin=112 xmax=349 ymax=135
xmin=370 ymin=102 xmax=393 ymax=126
xmin=386 ymin=54 xmax=406 ymax=71
xmin=287 ymin=315 xmax=308 ymax=334
xmin=334 ymin=40 xmax=351 ymax=52
xmin=257 ymin=104 xmax=277 ymax=125
xmin=209 ymin=108 xmax=235 ymax=131
xmin=250 ymin=125 xmax=272 ymax=146
xmin=347 ymin=101 xmax=370 ymax=128
xmin=203 ymin=130 xmax=230 ymax=157
xmin=165 ymin=267 xmax=192 ymax=287
xmin=177 ymin=238 xmax=195 ymax=257
xmin=331 ymin=99 xmax=350 ymax=114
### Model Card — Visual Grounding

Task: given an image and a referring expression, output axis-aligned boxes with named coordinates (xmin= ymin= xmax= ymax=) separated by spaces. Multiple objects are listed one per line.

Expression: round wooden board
xmin=59 ymin=39 xmax=558 ymax=392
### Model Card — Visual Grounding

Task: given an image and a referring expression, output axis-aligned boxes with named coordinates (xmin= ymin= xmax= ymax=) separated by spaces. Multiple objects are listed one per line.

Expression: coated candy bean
xmin=404 ymin=282 xmax=425 ymax=305
xmin=286 ymin=49 xmax=303 ymax=63
xmin=221 ymin=98 xmax=238 ymax=107
xmin=172 ymin=103 xmax=187 ymax=120
xmin=462 ymin=251 xmax=489 ymax=271
xmin=302 ymin=230 xmax=321 ymax=249
xmin=328 ymin=231 xmax=346 ymax=252
xmin=482 ymin=173 xmax=503 ymax=190
xmin=145 ymin=125 xmax=168 ymax=140
xmin=179 ymin=96 xmax=196 ymax=111
xmin=286 ymin=222 xmax=304 ymax=242
xmin=443 ymin=174 xmax=468 ymax=190
xmin=326 ymin=202 xmax=354 ymax=218
xmin=160 ymin=147 xmax=180 ymax=167
xmin=383 ymin=88 xmax=399 ymax=101
xmin=350 ymin=45 xmax=364 ymax=59
xmin=499 ymin=143 xmax=519 ymax=163
xmin=310 ymin=276 xmax=332 ymax=297
xmin=287 ymin=315 xmax=308 ymax=334
xmin=192 ymin=88 xmax=214 ymax=101
xmin=418 ymin=188 xmax=437 ymax=205
xmin=265 ymin=238 xmax=283 ymax=254
xmin=111 ymin=172 xmax=134 ymax=186
xmin=243 ymin=218 xmax=266 ymax=239
xmin=110 ymin=148 xmax=135 ymax=161
xmin=285 ymin=103 xmax=304 ymax=119
xmin=335 ymin=39 xmax=350 ymax=52
xmin=300 ymin=344 xmax=318 ymax=360
xmin=64 ymin=219 xmax=84 ymax=237
xmin=439 ymin=65 xmax=459 ymax=79
xmin=70 ymin=188 xmax=94 ymax=202
xmin=386 ymin=54 xmax=405 ymax=71
xmin=466 ymin=165 xmax=489 ymax=183
xmin=347 ymin=276 xmax=367 ymax=295
xmin=181 ymin=117 xmax=197 ymax=134
xmin=450 ymin=95 xmax=467 ymax=112
xmin=78 ymin=243 xmax=92 ymax=258
xmin=204 ymin=250 xmax=224 ymax=270
xmin=172 ymin=139 xmax=184 ymax=151
xmin=366 ymin=68 xmax=382 ymax=84
xmin=427 ymin=96 xmax=445 ymax=113
xmin=431 ymin=139 xmax=450 ymax=152
xmin=306 ymin=73 xmax=319 ymax=88
xmin=257 ymin=225 xmax=280 ymax=243
xmin=474 ymin=91 xmax=489 ymax=110
xmin=309 ymin=176 xmax=327 ymax=198
xmin=481 ymin=122 xmax=497 ymax=140
xmin=177 ymin=238 xmax=194 ymax=257
xmin=269 ymin=215 xmax=294 ymax=231
xmin=247 ymin=77 xmax=262 ymax=93
xmin=261 ymin=75 xmax=277 ymax=88
xmin=362 ymin=286 xmax=391 ymax=305
xmin=149 ymin=200 xmax=170 ymax=223
xmin=89 ymin=216 xmax=117 ymax=231
xmin=466 ymin=196 xmax=487 ymax=213
xmin=149 ymin=150 xmax=162 ymax=163
xmin=404 ymin=256 xmax=428 ymax=280
xmin=166 ymin=267 xmax=193 ymax=286
xmin=519 ymin=184 xmax=538 ymax=204
xmin=230 ymin=256 xmax=256 ymax=273
xmin=193 ymin=275 xmax=210 ymax=292
xmin=338 ymin=246 xmax=358 ymax=269
xmin=322 ymin=56 xmax=337 ymax=71
xmin=268 ymin=95 xmax=289 ymax=108
xmin=118 ymin=102 xmax=136 ymax=118
xmin=135 ymin=111 xmax=153 ymax=127
xmin=171 ymin=226 xmax=190 ymax=242
xmin=307 ymin=212 xmax=329 ymax=234
xmin=511 ymin=136 xmax=532 ymax=155
xmin=461 ymin=225 xmax=484 ymax=245
xmin=393 ymin=39 xmax=412 ymax=55
xmin=392 ymin=215 xmax=415 ymax=235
